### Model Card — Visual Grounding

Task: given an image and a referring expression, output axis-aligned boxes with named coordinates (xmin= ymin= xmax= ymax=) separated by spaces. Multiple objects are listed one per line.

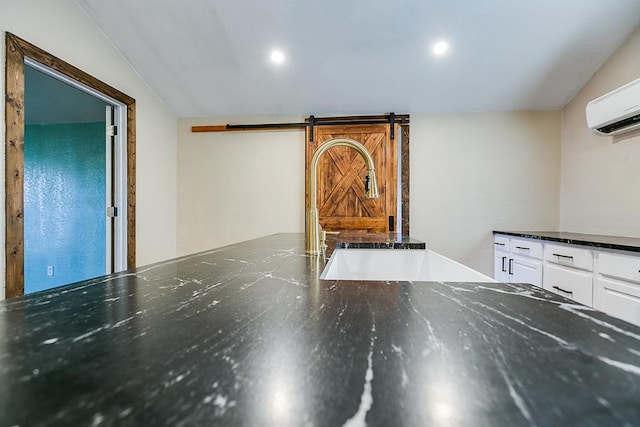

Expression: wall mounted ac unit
xmin=586 ymin=77 xmax=640 ymax=136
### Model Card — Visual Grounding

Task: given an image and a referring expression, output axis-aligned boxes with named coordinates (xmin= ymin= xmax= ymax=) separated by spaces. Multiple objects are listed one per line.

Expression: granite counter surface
xmin=333 ymin=233 xmax=426 ymax=250
xmin=494 ymin=230 xmax=640 ymax=253
xmin=1 ymin=233 xmax=640 ymax=426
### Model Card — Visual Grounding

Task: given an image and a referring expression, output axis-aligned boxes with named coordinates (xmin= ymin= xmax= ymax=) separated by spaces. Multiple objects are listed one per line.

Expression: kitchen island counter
xmin=1 ymin=233 xmax=639 ymax=425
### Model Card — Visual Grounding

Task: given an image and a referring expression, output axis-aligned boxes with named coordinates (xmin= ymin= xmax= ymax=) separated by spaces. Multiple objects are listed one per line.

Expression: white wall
xmin=410 ymin=112 xmax=562 ymax=275
xmin=560 ymin=29 xmax=640 ymax=237
xmin=177 ymin=117 xmax=305 ymax=256
xmin=1 ymin=0 xmax=178 ymax=298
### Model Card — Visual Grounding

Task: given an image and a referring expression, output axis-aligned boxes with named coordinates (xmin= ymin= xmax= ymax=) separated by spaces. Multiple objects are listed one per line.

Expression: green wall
xmin=24 ymin=122 xmax=106 ymax=293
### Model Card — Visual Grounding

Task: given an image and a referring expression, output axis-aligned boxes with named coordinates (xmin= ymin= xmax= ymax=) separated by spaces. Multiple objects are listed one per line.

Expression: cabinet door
xmin=511 ymin=256 xmax=542 ymax=286
xmin=493 ymin=249 xmax=509 ymax=282
xmin=595 ymin=276 xmax=640 ymax=326
xmin=494 ymin=252 xmax=509 ymax=282
xmin=544 ymin=263 xmax=593 ymax=306
xmin=493 ymin=236 xmax=510 ymax=282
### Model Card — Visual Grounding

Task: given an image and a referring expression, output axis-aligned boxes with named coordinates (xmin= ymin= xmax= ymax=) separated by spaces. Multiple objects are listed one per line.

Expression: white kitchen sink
xmin=320 ymin=249 xmax=496 ymax=282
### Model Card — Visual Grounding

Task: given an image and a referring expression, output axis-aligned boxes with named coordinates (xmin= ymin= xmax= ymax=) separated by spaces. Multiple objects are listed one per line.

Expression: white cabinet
xmin=543 ymin=243 xmax=594 ymax=306
xmin=493 ymin=236 xmax=543 ymax=286
xmin=493 ymin=233 xmax=640 ymax=326
xmin=595 ymin=251 xmax=640 ymax=326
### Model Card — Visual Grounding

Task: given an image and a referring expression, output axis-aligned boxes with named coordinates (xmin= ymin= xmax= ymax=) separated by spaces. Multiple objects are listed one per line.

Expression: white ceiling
xmin=73 ymin=0 xmax=640 ymax=118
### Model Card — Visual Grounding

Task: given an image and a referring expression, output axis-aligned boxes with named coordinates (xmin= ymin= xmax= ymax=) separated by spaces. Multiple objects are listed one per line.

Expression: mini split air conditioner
xmin=586 ymin=77 xmax=640 ymax=136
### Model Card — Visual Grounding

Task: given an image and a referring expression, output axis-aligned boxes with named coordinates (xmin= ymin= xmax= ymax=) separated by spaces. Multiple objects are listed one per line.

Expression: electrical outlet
xmin=47 ymin=266 xmax=54 ymax=277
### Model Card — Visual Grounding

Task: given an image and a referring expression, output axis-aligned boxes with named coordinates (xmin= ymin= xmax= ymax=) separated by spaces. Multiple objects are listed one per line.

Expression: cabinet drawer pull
xmin=552 ymin=285 xmax=573 ymax=296
xmin=515 ymin=246 xmax=530 ymax=250
xmin=552 ymin=253 xmax=574 ymax=260
xmin=494 ymin=242 xmax=505 ymax=246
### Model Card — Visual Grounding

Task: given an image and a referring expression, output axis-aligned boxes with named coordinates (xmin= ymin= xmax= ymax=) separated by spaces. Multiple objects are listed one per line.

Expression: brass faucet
xmin=306 ymin=138 xmax=379 ymax=255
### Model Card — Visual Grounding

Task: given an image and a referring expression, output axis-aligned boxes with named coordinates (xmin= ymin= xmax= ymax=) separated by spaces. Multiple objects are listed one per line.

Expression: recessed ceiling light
xmin=270 ymin=50 xmax=285 ymax=64
xmin=433 ymin=41 xmax=448 ymax=56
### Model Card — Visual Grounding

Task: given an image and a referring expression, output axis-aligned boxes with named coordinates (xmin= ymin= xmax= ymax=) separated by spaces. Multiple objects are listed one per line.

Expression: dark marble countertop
xmin=332 ymin=232 xmax=426 ymax=250
xmin=494 ymin=230 xmax=640 ymax=253
xmin=1 ymin=233 xmax=640 ymax=425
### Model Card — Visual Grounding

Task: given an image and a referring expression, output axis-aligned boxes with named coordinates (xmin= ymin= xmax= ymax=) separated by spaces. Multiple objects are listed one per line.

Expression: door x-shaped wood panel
xmin=306 ymin=124 xmax=397 ymax=233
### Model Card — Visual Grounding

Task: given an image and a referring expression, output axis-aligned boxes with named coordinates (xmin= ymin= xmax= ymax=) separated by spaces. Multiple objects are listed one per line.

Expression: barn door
xmin=305 ymin=124 xmax=397 ymax=233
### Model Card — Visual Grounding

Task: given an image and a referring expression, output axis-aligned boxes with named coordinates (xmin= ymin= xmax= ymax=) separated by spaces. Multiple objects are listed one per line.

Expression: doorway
xmin=4 ymin=32 xmax=137 ymax=298
xmin=23 ymin=64 xmax=121 ymax=293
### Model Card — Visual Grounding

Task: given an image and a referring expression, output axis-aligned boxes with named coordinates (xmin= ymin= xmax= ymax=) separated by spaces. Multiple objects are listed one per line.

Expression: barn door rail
xmin=191 ymin=113 xmax=409 ymax=140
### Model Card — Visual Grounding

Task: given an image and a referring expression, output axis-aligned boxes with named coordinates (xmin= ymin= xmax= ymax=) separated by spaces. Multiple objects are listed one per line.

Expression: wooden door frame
xmin=4 ymin=32 xmax=136 ymax=298
xmin=400 ymin=125 xmax=410 ymax=237
xmin=305 ymin=121 xmax=410 ymax=236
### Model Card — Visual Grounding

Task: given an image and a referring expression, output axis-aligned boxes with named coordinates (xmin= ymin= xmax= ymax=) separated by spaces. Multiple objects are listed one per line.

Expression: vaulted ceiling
xmin=73 ymin=0 xmax=640 ymax=118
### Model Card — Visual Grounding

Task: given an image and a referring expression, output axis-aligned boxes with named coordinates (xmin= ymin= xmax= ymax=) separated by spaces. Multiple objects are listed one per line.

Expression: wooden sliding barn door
xmin=306 ymin=124 xmax=398 ymax=233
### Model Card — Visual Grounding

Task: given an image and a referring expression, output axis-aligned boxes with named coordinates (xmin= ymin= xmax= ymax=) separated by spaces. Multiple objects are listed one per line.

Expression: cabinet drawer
xmin=544 ymin=243 xmax=594 ymax=272
xmin=595 ymin=276 xmax=640 ymax=326
xmin=510 ymin=238 xmax=543 ymax=260
xmin=543 ymin=263 xmax=593 ymax=306
xmin=598 ymin=252 xmax=640 ymax=283
xmin=493 ymin=235 xmax=510 ymax=252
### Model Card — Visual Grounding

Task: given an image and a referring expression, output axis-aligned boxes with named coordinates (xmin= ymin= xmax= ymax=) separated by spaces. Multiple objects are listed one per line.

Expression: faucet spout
xmin=306 ymin=138 xmax=379 ymax=255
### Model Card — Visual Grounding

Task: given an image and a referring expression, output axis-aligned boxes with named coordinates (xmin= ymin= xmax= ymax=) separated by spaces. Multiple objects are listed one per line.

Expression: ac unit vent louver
xmin=596 ymin=113 xmax=640 ymax=135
